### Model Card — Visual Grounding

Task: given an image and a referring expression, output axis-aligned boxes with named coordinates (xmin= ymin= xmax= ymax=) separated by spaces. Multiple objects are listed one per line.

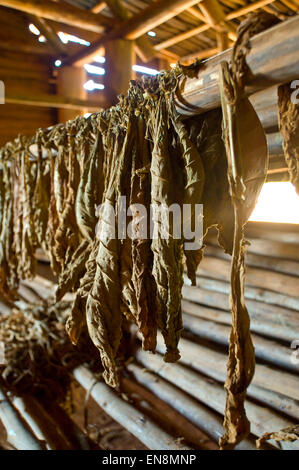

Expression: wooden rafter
xmin=154 ymin=0 xmax=277 ymax=52
xmin=63 ymin=0 xmax=208 ymax=66
xmin=29 ymin=15 xmax=68 ymax=55
xmin=0 ymin=0 xmax=113 ymax=33
xmin=175 ymin=15 xmax=299 ymax=116
xmin=91 ymin=1 xmax=107 ymax=14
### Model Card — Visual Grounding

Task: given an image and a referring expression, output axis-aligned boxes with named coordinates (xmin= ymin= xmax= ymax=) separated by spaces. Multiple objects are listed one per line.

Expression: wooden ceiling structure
xmin=0 ymin=0 xmax=298 ymax=142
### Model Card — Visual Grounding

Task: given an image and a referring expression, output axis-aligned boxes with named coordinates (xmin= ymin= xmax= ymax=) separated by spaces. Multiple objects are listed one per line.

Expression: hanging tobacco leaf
xmin=219 ymin=59 xmax=268 ymax=450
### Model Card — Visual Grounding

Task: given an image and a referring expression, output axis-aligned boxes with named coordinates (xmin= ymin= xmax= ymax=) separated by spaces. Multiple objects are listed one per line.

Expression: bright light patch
xmin=84 ymin=64 xmax=105 ymax=75
xmin=250 ymin=182 xmax=299 ymax=224
xmin=83 ymin=80 xmax=105 ymax=91
xmin=132 ymin=65 xmax=159 ymax=76
xmin=29 ymin=23 xmax=40 ymax=36
xmin=38 ymin=35 xmax=46 ymax=43
xmin=58 ymin=32 xmax=90 ymax=46
xmin=147 ymin=31 xmax=156 ymax=37
xmin=93 ymin=56 xmax=106 ymax=64
xmin=84 ymin=113 xmax=92 ymax=118
xmin=54 ymin=59 xmax=62 ymax=67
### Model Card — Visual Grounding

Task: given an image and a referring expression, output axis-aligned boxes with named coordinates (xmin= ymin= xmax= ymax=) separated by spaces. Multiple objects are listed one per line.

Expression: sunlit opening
xmin=38 ymin=35 xmax=47 ymax=43
xmin=83 ymin=80 xmax=105 ymax=91
xmin=132 ymin=65 xmax=159 ymax=76
xmin=93 ymin=55 xmax=106 ymax=64
xmin=29 ymin=23 xmax=40 ymax=36
xmin=147 ymin=31 xmax=156 ymax=37
xmin=54 ymin=59 xmax=62 ymax=67
xmin=250 ymin=182 xmax=299 ymax=224
xmin=58 ymin=32 xmax=90 ymax=46
xmin=84 ymin=64 xmax=105 ymax=75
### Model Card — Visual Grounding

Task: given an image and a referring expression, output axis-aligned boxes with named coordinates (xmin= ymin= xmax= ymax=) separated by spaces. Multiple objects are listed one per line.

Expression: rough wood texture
xmin=0 ymin=0 xmax=113 ymax=33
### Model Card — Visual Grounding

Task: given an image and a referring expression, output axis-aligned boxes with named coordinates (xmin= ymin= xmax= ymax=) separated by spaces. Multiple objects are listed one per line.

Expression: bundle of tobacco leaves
xmin=0 ymin=11 xmax=290 ymax=450
xmin=0 ymin=299 xmax=97 ymax=403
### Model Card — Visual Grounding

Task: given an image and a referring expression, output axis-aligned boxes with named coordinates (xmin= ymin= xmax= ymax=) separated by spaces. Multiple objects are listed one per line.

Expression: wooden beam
xmin=91 ymin=1 xmax=107 ymax=14
xmin=0 ymin=0 xmax=113 ymax=33
xmin=4 ymin=93 xmax=104 ymax=111
xmin=154 ymin=23 xmax=210 ymax=51
xmin=154 ymin=0 xmax=275 ymax=51
xmin=29 ymin=15 xmax=68 ymax=55
xmin=119 ymin=0 xmax=205 ymax=40
xmin=104 ymin=38 xmax=135 ymax=106
xmin=105 ymin=0 xmax=156 ymax=63
xmin=226 ymin=0 xmax=276 ymax=20
xmin=64 ymin=0 xmax=204 ymax=66
xmin=175 ymin=15 xmax=299 ymax=116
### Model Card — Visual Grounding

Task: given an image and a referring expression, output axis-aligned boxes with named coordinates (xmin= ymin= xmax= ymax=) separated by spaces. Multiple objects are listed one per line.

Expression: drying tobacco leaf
xmin=86 ymin=122 xmax=130 ymax=388
xmin=66 ymin=239 xmax=99 ymax=346
xmin=219 ymin=59 xmax=268 ymax=450
xmin=131 ymin=112 xmax=157 ymax=351
xmin=278 ymin=83 xmax=299 ymax=194
xmin=256 ymin=425 xmax=299 ymax=449
xmin=54 ymin=121 xmax=80 ymax=271
xmin=171 ymin=104 xmax=205 ymax=285
xmin=32 ymin=133 xmax=50 ymax=251
xmin=149 ymin=95 xmax=183 ymax=363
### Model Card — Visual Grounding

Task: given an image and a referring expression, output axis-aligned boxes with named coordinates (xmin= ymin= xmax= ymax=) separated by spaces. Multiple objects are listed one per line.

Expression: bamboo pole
xmin=0 ymin=388 xmax=45 ymax=450
xmin=73 ymin=365 xmax=191 ymax=450
xmin=182 ymin=288 xmax=298 ymax=343
xmin=205 ymin=243 xmax=299 ymax=277
xmin=182 ymin=313 xmax=297 ymax=372
xmin=12 ymin=396 xmax=73 ymax=450
xmin=135 ymin=349 xmax=299 ymax=450
xmin=127 ymin=363 xmax=257 ymax=450
xmin=197 ymin=256 xmax=299 ymax=298
xmin=155 ymin=334 xmax=299 ymax=402
xmin=121 ymin=376 xmax=217 ymax=449
xmin=175 ymin=15 xmax=299 ymax=115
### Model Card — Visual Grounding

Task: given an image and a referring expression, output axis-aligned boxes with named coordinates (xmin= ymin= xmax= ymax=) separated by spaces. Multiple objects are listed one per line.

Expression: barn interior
xmin=0 ymin=0 xmax=299 ymax=452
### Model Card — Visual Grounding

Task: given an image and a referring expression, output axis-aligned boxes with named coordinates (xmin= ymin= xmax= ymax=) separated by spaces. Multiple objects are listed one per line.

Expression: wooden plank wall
xmin=0 ymin=7 xmax=56 ymax=146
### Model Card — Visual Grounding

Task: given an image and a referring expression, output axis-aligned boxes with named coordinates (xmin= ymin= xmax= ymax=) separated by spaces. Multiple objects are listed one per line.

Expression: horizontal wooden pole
xmin=4 ymin=93 xmax=104 ymax=111
xmin=175 ymin=15 xmax=299 ymax=115
xmin=136 ymin=348 xmax=299 ymax=450
xmin=121 ymin=375 xmax=217 ymax=449
xmin=73 ymin=365 xmax=190 ymax=450
xmin=197 ymin=255 xmax=299 ymax=298
xmin=0 ymin=0 xmax=113 ymax=33
xmin=182 ymin=313 xmax=297 ymax=372
xmin=0 ymin=388 xmax=44 ymax=450
xmin=127 ymin=363 xmax=256 ymax=450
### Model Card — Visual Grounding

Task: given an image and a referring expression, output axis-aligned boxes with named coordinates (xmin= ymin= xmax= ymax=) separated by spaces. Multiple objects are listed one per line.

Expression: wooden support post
xmin=104 ymin=39 xmax=135 ymax=107
xmin=216 ymin=31 xmax=228 ymax=52
xmin=57 ymin=66 xmax=87 ymax=122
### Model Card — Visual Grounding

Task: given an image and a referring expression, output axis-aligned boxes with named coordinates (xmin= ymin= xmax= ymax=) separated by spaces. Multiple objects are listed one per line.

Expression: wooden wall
xmin=0 ymin=7 xmax=56 ymax=146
